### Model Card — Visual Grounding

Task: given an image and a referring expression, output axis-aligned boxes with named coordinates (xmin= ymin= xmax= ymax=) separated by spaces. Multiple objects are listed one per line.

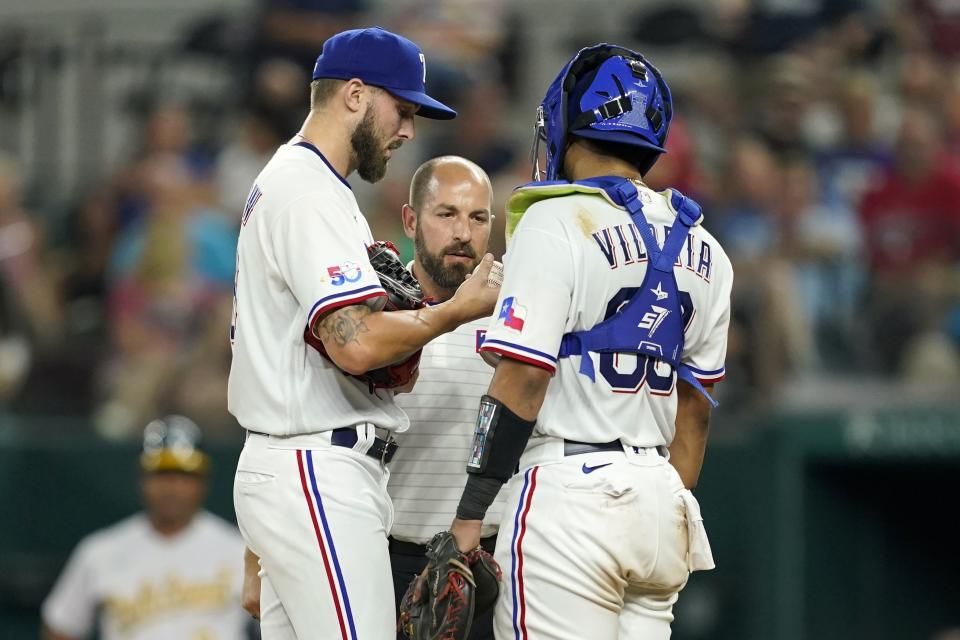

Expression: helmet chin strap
xmin=530 ymin=105 xmax=546 ymax=182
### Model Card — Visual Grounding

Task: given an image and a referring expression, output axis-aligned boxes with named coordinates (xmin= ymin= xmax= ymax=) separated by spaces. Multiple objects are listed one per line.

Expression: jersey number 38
xmin=599 ymin=287 xmax=694 ymax=394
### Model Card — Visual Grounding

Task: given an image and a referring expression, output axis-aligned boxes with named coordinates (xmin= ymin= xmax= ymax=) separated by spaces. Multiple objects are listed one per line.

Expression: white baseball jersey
xmin=227 ymin=142 xmax=409 ymax=435
xmin=480 ymin=183 xmax=732 ymax=447
xmin=41 ymin=512 xmax=246 ymax=640
xmin=388 ymin=315 xmax=505 ymax=543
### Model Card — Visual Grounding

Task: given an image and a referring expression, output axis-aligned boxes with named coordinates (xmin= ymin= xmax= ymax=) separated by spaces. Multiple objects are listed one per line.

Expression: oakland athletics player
xmin=228 ymin=28 xmax=500 ymax=639
xmin=387 ymin=155 xmax=505 ymax=640
xmin=41 ymin=416 xmax=248 ymax=640
xmin=447 ymin=44 xmax=733 ymax=639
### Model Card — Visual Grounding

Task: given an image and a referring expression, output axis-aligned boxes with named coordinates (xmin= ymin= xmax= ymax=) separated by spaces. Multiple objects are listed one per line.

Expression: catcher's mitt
xmin=398 ymin=531 xmax=502 ymax=640
xmin=304 ymin=241 xmax=427 ymax=391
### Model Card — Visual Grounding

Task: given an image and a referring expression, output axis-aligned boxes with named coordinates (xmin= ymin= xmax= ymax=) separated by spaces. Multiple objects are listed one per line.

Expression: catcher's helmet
xmin=139 ymin=415 xmax=210 ymax=475
xmin=533 ymin=44 xmax=673 ymax=180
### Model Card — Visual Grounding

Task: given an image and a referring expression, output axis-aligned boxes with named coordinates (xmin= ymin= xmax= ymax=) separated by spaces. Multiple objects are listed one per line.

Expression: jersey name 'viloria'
xmin=591 ymin=221 xmax=715 ymax=282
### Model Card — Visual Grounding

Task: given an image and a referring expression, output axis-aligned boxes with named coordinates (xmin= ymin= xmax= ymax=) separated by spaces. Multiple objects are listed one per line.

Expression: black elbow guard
xmin=466 ymin=395 xmax=537 ymax=481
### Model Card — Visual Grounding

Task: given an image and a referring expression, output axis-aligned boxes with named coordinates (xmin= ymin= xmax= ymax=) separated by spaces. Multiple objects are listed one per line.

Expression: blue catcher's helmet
xmin=532 ymin=44 xmax=673 ymax=181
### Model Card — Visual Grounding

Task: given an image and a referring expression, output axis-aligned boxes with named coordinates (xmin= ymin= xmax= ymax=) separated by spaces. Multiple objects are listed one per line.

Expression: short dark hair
xmin=576 ymin=136 xmax=660 ymax=176
xmin=310 ymin=78 xmax=344 ymax=110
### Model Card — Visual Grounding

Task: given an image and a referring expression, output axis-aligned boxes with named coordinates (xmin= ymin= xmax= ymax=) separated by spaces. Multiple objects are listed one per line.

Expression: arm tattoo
xmin=317 ymin=305 xmax=372 ymax=347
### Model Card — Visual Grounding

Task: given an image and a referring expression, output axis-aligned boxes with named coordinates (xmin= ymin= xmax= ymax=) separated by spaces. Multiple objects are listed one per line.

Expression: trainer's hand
xmin=242 ymin=547 xmax=261 ymax=620
xmin=450 ymin=254 xmax=501 ymax=323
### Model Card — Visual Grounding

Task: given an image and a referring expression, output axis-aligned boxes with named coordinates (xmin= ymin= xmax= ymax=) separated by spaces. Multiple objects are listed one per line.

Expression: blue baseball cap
xmin=311 ymin=27 xmax=456 ymax=120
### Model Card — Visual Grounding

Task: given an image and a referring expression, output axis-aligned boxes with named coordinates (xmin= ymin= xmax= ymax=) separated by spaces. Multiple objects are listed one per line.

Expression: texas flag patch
xmin=498 ymin=297 xmax=526 ymax=332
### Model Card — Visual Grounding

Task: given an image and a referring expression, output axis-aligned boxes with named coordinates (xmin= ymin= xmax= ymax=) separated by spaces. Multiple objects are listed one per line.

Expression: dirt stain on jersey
xmin=575 ymin=207 xmax=597 ymax=237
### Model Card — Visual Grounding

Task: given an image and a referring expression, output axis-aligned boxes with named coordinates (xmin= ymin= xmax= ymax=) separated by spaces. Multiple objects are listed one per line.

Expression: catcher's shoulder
xmin=512 ymin=191 xmax=582 ymax=230
xmin=692 ymin=221 xmax=733 ymax=280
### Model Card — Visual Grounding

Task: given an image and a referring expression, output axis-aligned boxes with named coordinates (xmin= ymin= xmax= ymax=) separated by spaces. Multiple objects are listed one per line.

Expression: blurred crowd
xmin=1 ymin=0 xmax=959 ymax=441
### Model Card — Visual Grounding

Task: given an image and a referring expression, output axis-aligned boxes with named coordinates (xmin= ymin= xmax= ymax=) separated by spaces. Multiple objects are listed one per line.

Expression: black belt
xmin=563 ymin=440 xmax=623 ymax=456
xmin=389 ymin=535 xmax=497 ymax=556
xmin=330 ymin=427 xmax=398 ymax=464
xmin=247 ymin=427 xmax=398 ymax=464
xmin=563 ymin=440 xmax=666 ymax=457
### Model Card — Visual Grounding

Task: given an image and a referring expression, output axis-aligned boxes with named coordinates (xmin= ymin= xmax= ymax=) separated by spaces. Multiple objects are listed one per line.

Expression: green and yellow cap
xmin=139 ymin=415 xmax=210 ymax=475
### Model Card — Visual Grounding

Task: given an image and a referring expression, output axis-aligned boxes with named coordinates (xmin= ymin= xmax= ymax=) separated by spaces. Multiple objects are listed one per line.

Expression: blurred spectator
xmin=751 ymin=53 xmax=817 ymax=160
xmin=778 ymin=155 xmax=863 ymax=367
xmin=713 ymin=137 xmax=781 ymax=261
xmin=216 ymin=59 xmax=306 ymax=215
xmin=215 ymin=107 xmax=288 ymax=216
xmin=248 ymin=58 xmax=310 ymax=139
xmin=41 ymin=416 xmax=249 ymax=640
xmin=380 ymin=0 xmax=512 ymax=113
xmin=382 ymin=0 xmax=507 ymax=71
xmin=645 ymin=115 xmax=701 ymax=197
xmin=858 ymin=106 xmax=960 ymax=375
xmin=252 ymin=0 xmax=369 ymax=73
xmin=942 ymin=64 xmax=960 ymax=160
xmin=97 ymin=155 xmax=237 ymax=439
xmin=423 ymin=74 xmax=518 ymax=178
xmin=0 ymin=155 xmax=62 ymax=405
xmin=61 ymin=187 xmax=120 ymax=314
xmin=896 ymin=51 xmax=944 ymax=112
xmin=817 ymin=70 xmax=893 ymax=211
xmin=112 ymin=104 xmax=213 ymax=232
xmin=9 ymin=185 xmax=118 ymax=417
xmin=680 ymin=55 xmax=741 ymax=201
xmin=903 ymin=0 xmax=960 ymax=58
xmin=859 ymin=105 xmax=960 ymax=270
xmin=714 ymin=137 xmax=814 ymax=405
xmin=0 ymin=156 xmax=61 ymax=344
xmin=722 ymin=0 xmax=867 ymax=56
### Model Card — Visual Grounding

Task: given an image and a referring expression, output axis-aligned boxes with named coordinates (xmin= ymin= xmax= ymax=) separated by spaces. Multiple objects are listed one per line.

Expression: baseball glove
xmin=304 ymin=241 xmax=427 ymax=391
xmin=398 ymin=531 xmax=502 ymax=640
xmin=367 ymin=240 xmax=425 ymax=312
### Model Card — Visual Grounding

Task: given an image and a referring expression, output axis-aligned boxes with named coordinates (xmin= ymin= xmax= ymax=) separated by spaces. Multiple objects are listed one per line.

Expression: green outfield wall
xmin=1 ymin=411 xmax=958 ymax=639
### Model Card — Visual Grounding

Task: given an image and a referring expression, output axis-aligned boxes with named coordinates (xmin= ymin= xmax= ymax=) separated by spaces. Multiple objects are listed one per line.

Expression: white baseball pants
xmin=234 ymin=432 xmax=395 ymax=639
xmin=493 ymin=444 xmax=711 ymax=640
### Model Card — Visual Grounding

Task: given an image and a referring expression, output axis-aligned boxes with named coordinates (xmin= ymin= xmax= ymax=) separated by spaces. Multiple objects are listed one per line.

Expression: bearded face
xmin=351 ymin=104 xmax=402 ymax=183
xmin=414 ymin=221 xmax=480 ymax=291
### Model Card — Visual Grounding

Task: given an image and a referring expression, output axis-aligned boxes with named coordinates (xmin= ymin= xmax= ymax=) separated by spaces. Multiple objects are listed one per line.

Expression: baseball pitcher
xmin=228 ymin=27 xmax=499 ymax=640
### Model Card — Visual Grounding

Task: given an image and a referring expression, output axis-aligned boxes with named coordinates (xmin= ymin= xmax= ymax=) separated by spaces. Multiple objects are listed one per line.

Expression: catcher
xmin=403 ymin=42 xmax=731 ymax=640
